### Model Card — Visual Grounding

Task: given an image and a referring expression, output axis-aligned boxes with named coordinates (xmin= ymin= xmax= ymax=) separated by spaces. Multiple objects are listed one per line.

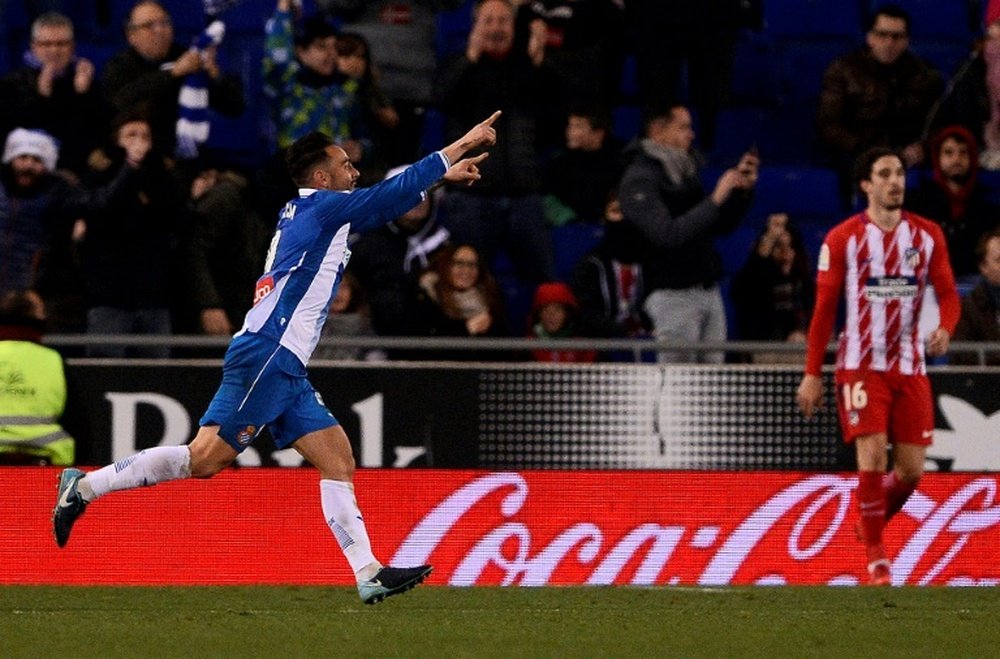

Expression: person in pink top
xmin=796 ymin=147 xmax=960 ymax=586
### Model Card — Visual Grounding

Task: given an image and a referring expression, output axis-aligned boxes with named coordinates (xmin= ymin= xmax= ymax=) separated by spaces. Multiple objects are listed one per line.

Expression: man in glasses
xmin=102 ymin=0 xmax=245 ymax=156
xmin=817 ymin=4 xmax=942 ymax=207
xmin=0 ymin=12 xmax=105 ymax=178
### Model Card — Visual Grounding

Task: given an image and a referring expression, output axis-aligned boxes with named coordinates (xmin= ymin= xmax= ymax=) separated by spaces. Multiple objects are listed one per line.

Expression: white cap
xmin=2 ymin=128 xmax=59 ymax=172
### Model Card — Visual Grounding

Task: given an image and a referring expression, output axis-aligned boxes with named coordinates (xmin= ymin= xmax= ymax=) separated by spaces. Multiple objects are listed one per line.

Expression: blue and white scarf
xmin=175 ymin=20 xmax=225 ymax=159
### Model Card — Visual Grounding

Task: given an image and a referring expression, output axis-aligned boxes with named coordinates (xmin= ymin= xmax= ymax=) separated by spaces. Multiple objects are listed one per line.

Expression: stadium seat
xmin=777 ymin=37 xmax=856 ymax=102
xmin=764 ymin=0 xmax=865 ymax=39
xmin=729 ymin=31 xmax=782 ymax=107
xmin=436 ymin=0 xmax=474 ymax=60
xmin=612 ymin=105 xmax=642 ymax=144
xmin=916 ymin=40 xmax=977 ymax=79
xmin=552 ymin=223 xmax=604 ymax=281
xmin=882 ymin=0 xmax=979 ymax=41
xmin=749 ymin=165 xmax=843 ymax=223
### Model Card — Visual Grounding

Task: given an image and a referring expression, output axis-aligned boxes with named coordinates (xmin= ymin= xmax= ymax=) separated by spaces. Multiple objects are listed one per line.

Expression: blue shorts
xmin=200 ymin=334 xmax=338 ymax=452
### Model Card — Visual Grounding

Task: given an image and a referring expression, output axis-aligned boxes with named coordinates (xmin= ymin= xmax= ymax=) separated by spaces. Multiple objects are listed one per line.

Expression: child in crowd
xmin=526 ymin=281 xmax=596 ymax=363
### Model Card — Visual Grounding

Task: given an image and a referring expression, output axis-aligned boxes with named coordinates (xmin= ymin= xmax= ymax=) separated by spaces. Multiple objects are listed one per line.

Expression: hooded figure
xmin=527 ymin=281 xmax=596 ymax=363
xmin=905 ymin=124 xmax=1000 ymax=279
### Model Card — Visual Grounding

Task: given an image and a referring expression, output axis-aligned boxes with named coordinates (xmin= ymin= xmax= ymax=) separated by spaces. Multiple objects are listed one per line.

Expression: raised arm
xmin=441 ymin=110 xmax=500 ymax=166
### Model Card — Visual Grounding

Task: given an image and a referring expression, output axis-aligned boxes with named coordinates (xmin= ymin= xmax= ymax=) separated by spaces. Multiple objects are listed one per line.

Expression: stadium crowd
xmin=2 ymin=0 xmax=1000 ymax=362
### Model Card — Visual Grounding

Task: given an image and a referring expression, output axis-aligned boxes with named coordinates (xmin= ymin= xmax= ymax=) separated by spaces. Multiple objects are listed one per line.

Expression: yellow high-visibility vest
xmin=0 ymin=340 xmax=74 ymax=466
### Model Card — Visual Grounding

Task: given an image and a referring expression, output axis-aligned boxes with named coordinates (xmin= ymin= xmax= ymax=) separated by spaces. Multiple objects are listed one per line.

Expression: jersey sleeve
xmin=313 ymin=152 xmax=449 ymax=232
xmin=804 ymin=226 xmax=847 ymax=375
xmin=925 ymin=221 xmax=961 ymax=334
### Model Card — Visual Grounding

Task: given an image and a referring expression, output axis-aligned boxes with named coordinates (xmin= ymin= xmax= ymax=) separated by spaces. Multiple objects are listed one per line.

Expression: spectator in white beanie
xmin=2 ymin=127 xmax=60 ymax=174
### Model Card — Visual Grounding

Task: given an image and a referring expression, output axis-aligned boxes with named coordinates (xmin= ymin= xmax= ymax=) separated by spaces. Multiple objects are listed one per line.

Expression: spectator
xmin=730 ymin=212 xmax=815 ymax=363
xmin=263 ymin=1 xmax=357 ymax=152
xmin=336 ymin=31 xmax=396 ymax=185
xmin=414 ymin=243 xmax=509 ymax=359
xmin=526 ymin=281 xmax=596 ymax=363
xmin=619 ymin=103 xmax=758 ymax=363
xmin=952 ymin=229 xmax=1000 ymax=365
xmin=259 ymin=1 xmax=355 ymax=218
xmin=314 ymin=271 xmax=383 ymax=361
xmin=543 ymin=105 xmax=623 ymax=225
xmin=515 ymin=0 xmax=626 ymax=107
xmin=905 ymin=125 xmax=1000 ymax=283
xmin=0 ymin=289 xmax=74 ymax=466
xmin=571 ymin=191 xmax=650 ymax=342
xmin=102 ymin=1 xmax=245 ymax=158
xmin=436 ymin=0 xmax=560 ymax=288
xmin=0 ymin=12 xmax=107 ymax=179
xmin=0 ymin=127 xmax=125 ymax=332
xmin=181 ymin=161 xmax=269 ymax=338
xmin=81 ymin=111 xmax=184 ymax=358
xmin=318 ymin=0 xmax=464 ymax=165
xmin=349 ymin=164 xmax=451 ymax=339
xmin=624 ymin=0 xmax=759 ymax=152
xmin=817 ymin=4 xmax=942 ymax=203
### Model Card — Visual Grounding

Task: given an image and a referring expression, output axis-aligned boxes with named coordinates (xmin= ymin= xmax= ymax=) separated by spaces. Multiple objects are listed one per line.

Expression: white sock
xmin=320 ymin=479 xmax=381 ymax=581
xmin=80 ymin=446 xmax=192 ymax=502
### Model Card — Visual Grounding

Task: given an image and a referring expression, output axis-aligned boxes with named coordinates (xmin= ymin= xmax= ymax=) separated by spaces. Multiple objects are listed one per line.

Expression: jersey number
xmin=841 ymin=382 xmax=868 ymax=410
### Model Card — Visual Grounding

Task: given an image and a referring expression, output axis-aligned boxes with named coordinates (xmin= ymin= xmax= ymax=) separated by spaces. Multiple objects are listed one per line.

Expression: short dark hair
xmin=975 ymin=228 xmax=1000 ymax=266
xmin=285 ymin=132 xmax=334 ymax=186
xmin=642 ymin=102 xmax=687 ymax=135
xmin=294 ymin=13 xmax=336 ymax=49
xmin=867 ymin=4 xmax=911 ymax=34
xmin=568 ymin=104 xmax=612 ymax=133
xmin=853 ymin=146 xmax=902 ymax=192
xmin=32 ymin=11 xmax=74 ymax=40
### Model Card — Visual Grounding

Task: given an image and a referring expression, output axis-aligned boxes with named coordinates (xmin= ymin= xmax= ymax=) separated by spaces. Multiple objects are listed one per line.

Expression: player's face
xmin=938 ymin=137 xmax=971 ymax=182
xmin=31 ymin=24 xmax=74 ymax=71
xmin=980 ymin=236 xmax=1000 ymax=286
xmin=866 ymin=15 xmax=909 ymax=64
xmin=863 ymin=155 xmax=906 ymax=211
xmin=317 ymin=145 xmax=359 ymax=191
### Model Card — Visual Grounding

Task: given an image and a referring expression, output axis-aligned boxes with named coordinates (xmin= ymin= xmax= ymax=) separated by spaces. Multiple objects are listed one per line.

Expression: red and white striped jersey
xmin=804 ymin=211 xmax=960 ymax=376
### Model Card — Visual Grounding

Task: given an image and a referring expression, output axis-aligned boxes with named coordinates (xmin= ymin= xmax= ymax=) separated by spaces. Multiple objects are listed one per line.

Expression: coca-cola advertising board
xmin=4 ymin=469 xmax=997 ymax=586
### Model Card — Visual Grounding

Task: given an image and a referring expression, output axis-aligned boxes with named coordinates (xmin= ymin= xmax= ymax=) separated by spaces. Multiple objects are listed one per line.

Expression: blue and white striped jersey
xmin=236 ymin=151 xmax=449 ymax=364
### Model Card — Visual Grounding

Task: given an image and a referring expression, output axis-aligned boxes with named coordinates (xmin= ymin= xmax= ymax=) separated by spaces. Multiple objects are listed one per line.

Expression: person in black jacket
xmin=953 ymin=229 xmax=1000 ymax=365
xmin=435 ymin=0 xmax=561 ymax=288
xmin=572 ymin=191 xmax=649 ymax=342
xmin=0 ymin=12 xmax=108 ymax=179
xmin=101 ymin=0 xmax=244 ymax=157
xmin=730 ymin=212 xmax=814 ymax=362
xmin=81 ymin=111 xmax=184 ymax=358
xmin=348 ymin=165 xmax=452 ymax=339
xmin=619 ymin=103 xmax=757 ymax=363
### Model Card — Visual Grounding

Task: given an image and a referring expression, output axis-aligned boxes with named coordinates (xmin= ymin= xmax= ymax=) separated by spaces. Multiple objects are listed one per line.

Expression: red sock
xmin=857 ymin=470 xmax=886 ymax=547
xmin=883 ymin=471 xmax=916 ymax=522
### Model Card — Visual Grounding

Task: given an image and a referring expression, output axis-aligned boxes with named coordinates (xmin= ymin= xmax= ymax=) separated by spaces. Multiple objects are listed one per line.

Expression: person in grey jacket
xmin=619 ymin=103 xmax=758 ymax=363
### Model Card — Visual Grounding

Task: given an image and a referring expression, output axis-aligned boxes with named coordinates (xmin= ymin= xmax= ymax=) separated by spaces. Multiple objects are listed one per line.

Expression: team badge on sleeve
xmin=818 ymin=244 xmax=831 ymax=272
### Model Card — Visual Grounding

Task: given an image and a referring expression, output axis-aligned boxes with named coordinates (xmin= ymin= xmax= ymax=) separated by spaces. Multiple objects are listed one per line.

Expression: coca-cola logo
xmin=392 ymin=473 xmax=1000 ymax=587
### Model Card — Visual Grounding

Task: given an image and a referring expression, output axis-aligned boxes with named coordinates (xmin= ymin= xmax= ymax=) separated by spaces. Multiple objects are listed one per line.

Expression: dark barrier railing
xmin=43 ymin=333 xmax=1000 ymax=365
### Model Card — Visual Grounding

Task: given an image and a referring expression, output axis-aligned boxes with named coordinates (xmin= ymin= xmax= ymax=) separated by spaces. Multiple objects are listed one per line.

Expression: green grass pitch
xmin=2 ymin=586 xmax=998 ymax=658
